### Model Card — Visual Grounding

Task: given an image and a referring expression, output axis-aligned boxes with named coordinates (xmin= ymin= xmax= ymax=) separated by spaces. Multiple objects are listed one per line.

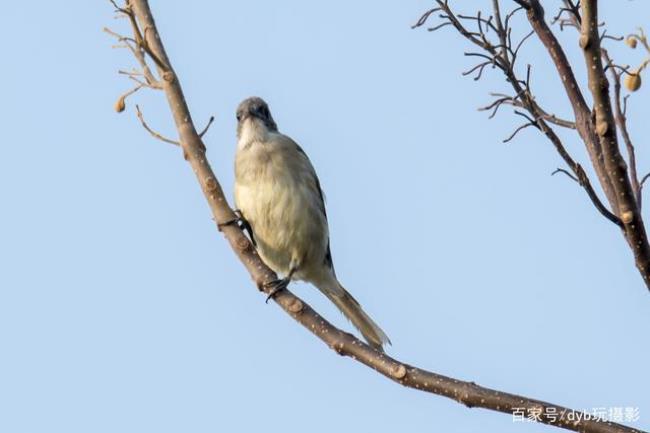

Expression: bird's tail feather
xmin=317 ymin=278 xmax=390 ymax=351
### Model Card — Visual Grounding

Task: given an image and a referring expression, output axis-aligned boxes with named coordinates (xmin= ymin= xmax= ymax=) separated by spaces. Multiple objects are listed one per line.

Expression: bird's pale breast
xmin=234 ymin=136 xmax=329 ymax=281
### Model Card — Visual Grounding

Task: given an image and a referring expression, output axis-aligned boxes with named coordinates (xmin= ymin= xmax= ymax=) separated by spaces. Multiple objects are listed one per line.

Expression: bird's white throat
xmin=237 ymin=118 xmax=271 ymax=150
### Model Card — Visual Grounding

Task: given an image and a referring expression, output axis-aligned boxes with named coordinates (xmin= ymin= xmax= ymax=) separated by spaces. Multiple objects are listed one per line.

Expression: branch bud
xmin=392 ymin=364 xmax=407 ymax=380
xmin=114 ymin=95 xmax=126 ymax=113
xmin=287 ymin=298 xmax=303 ymax=314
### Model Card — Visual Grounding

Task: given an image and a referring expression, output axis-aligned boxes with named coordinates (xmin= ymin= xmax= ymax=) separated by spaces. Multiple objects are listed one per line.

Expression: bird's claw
xmin=263 ymin=278 xmax=290 ymax=303
xmin=217 ymin=209 xmax=245 ymax=230
xmin=217 ymin=210 xmax=256 ymax=247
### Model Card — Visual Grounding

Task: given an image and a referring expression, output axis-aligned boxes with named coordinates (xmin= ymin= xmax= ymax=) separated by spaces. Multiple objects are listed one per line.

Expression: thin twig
xmin=483 ymin=93 xmax=575 ymax=129
xmin=503 ymin=121 xmax=535 ymax=143
xmin=135 ymin=105 xmax=180 ymax=145
xmin=199 ymin=116 xmax=215 ymax=138
xmin=641 ymin=173 xmax=650 ymax=188
xmin=104 ymin=26 xmax=162 ymax=89
xmin=552 ymin=168 xmax=579 ymax=182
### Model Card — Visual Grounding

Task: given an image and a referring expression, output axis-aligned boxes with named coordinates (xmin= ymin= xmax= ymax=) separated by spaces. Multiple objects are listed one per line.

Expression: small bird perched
xmin=233 ymin=96 xmax=390 ymax=350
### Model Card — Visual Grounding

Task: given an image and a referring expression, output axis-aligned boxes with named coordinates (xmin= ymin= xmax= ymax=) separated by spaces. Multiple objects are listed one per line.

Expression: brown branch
xmin=524 ymin=1 xmax=617 ymax=215
xmin=417 ymin=1 xmax=650 ymax=290
xmin=602 ymin=50 xmax=641 ymax=208
xmin=579 ymin=0 xmax=650 ymax=288
xmin=502 ymin=121 xmax=535 ymax=143
xmin=533 ymin=113 xmax=622 ymax=228
xmin=135 ymin=104 xmax=180 ymax=145
xmin=552 ymin=168 xmax=579 ymax=183
xmin=512 ymin=0 xmax=530 ymax=9
xmin=198 ymin=115 xmax=215 ymax=138
xmin=641 ymin=173 xmax=650 ymax=188
xmin=506 ymin=0 xmax=650 ymax=290
xmin=411 ymin=7 xmax=441 ymax=29
xmin=107 ymin=2 xmax=645 ymax=433
xmin=553 ymin=166 xmax=623 ymax=228
xmin=104 ymin=26 xmax=162 ymax=89
xmin=483 ymin=93 xmax=576 ymax=129
xmin=423 ymin=2 xmax=617 ymax=231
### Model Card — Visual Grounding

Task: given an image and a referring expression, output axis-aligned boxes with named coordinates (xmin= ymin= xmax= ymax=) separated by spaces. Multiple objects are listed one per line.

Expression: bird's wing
xmin=284 ymin=136 xmax=335 ymax=271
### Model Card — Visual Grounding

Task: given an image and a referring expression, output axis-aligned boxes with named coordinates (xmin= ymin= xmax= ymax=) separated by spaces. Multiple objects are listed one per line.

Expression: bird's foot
xmin=217 ymin=209 xmax=245 ymax=230
xmin=263 ymin=277 xmax=291 ymax=303
xmin=217 ymin=210 xmax=256 ymax=246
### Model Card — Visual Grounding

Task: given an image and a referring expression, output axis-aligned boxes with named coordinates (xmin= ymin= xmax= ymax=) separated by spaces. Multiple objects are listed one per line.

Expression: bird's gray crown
xmin=236 ymin=96 xmax=277 ymax=131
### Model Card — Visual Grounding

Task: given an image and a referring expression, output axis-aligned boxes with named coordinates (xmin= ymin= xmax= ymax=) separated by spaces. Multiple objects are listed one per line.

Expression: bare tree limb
xmin=523 ymin=1 xmax=617 ymax=214
xmin=602 ymin=49 xmax=641 ymax=208
xmin=579 ymin=0 xmax=650 ymax=286
xmin=104 ymin=26 xmax=162 ymax=89
xmin=107 ymin=2 xmax=644 ymax=433
xmin=419 ymin=0 xmax=650 ymax=290
xmin=418 ymin=1 xmax=620 ymax=230
xmin=482 ymin=93 xmax=575 ymax=129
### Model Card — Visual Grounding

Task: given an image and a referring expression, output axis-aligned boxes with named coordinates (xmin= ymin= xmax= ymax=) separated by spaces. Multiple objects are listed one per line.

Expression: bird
xmin=232 ymin=96 xmax=390 ymax=351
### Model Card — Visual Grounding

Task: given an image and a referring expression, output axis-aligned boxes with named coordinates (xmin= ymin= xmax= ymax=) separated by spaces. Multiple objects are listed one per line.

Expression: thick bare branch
xmin=602 ymin=50 xmax=641 ymax=207
xmin=524 ymin=1 xmax=617 ymax=214
xmin=579 ymin=0 xmax=650 ymax=287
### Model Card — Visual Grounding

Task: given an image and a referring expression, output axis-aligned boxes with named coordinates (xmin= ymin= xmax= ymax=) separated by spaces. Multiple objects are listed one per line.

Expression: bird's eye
xmin=236 ymin=113 xmax=241 ymax=122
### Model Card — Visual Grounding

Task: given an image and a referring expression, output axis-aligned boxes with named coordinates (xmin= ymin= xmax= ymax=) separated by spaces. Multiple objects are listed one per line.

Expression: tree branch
xmin=602 ymin=49 xmax=642 ymax=208
xmin=135 ymin=105 xmax=180 ymax=145
xmin=418 ymin=0 xmax=650 ymax=291
xmin=418 ymin=2 xmax=619 ymax=230
xmin=524 ymin=1 xmax=618 ymax=215
xmin=107 ymin=2 xmax=645 ymax=433
xmin=579 ymin=0 xmax=650 ymax=288
xmin=482 ymin=93 xmax=576 ymax=129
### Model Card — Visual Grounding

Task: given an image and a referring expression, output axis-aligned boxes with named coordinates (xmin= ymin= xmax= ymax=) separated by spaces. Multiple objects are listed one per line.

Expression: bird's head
xmin=236 ymin=97 xmax=278 ymax=140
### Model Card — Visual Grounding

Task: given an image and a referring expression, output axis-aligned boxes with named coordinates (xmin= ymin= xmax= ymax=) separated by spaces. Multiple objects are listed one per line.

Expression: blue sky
xmin=1 ymin=1 xmax=649 ymax=432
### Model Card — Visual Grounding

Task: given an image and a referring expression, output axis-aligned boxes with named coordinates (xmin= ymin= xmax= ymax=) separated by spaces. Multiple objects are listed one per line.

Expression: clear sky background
xmin=1 ymin=1 xmax=649 ymax=432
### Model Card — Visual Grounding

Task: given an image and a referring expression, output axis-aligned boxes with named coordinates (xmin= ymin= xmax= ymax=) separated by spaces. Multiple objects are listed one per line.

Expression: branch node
xmin=595 ymin=120 xmax=609 ymax=136
xmin=391 ymin=364 xmax=407 ymax=380
xmin=621 ymin=210 xmax=634 ymax=224
xmin=204 ymin=176 xmax=218 ymax=192
xmin=235 ymin=236 xmax=251 ymax=252
xmin=287 ymin=298 xmax=304 ymax=314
